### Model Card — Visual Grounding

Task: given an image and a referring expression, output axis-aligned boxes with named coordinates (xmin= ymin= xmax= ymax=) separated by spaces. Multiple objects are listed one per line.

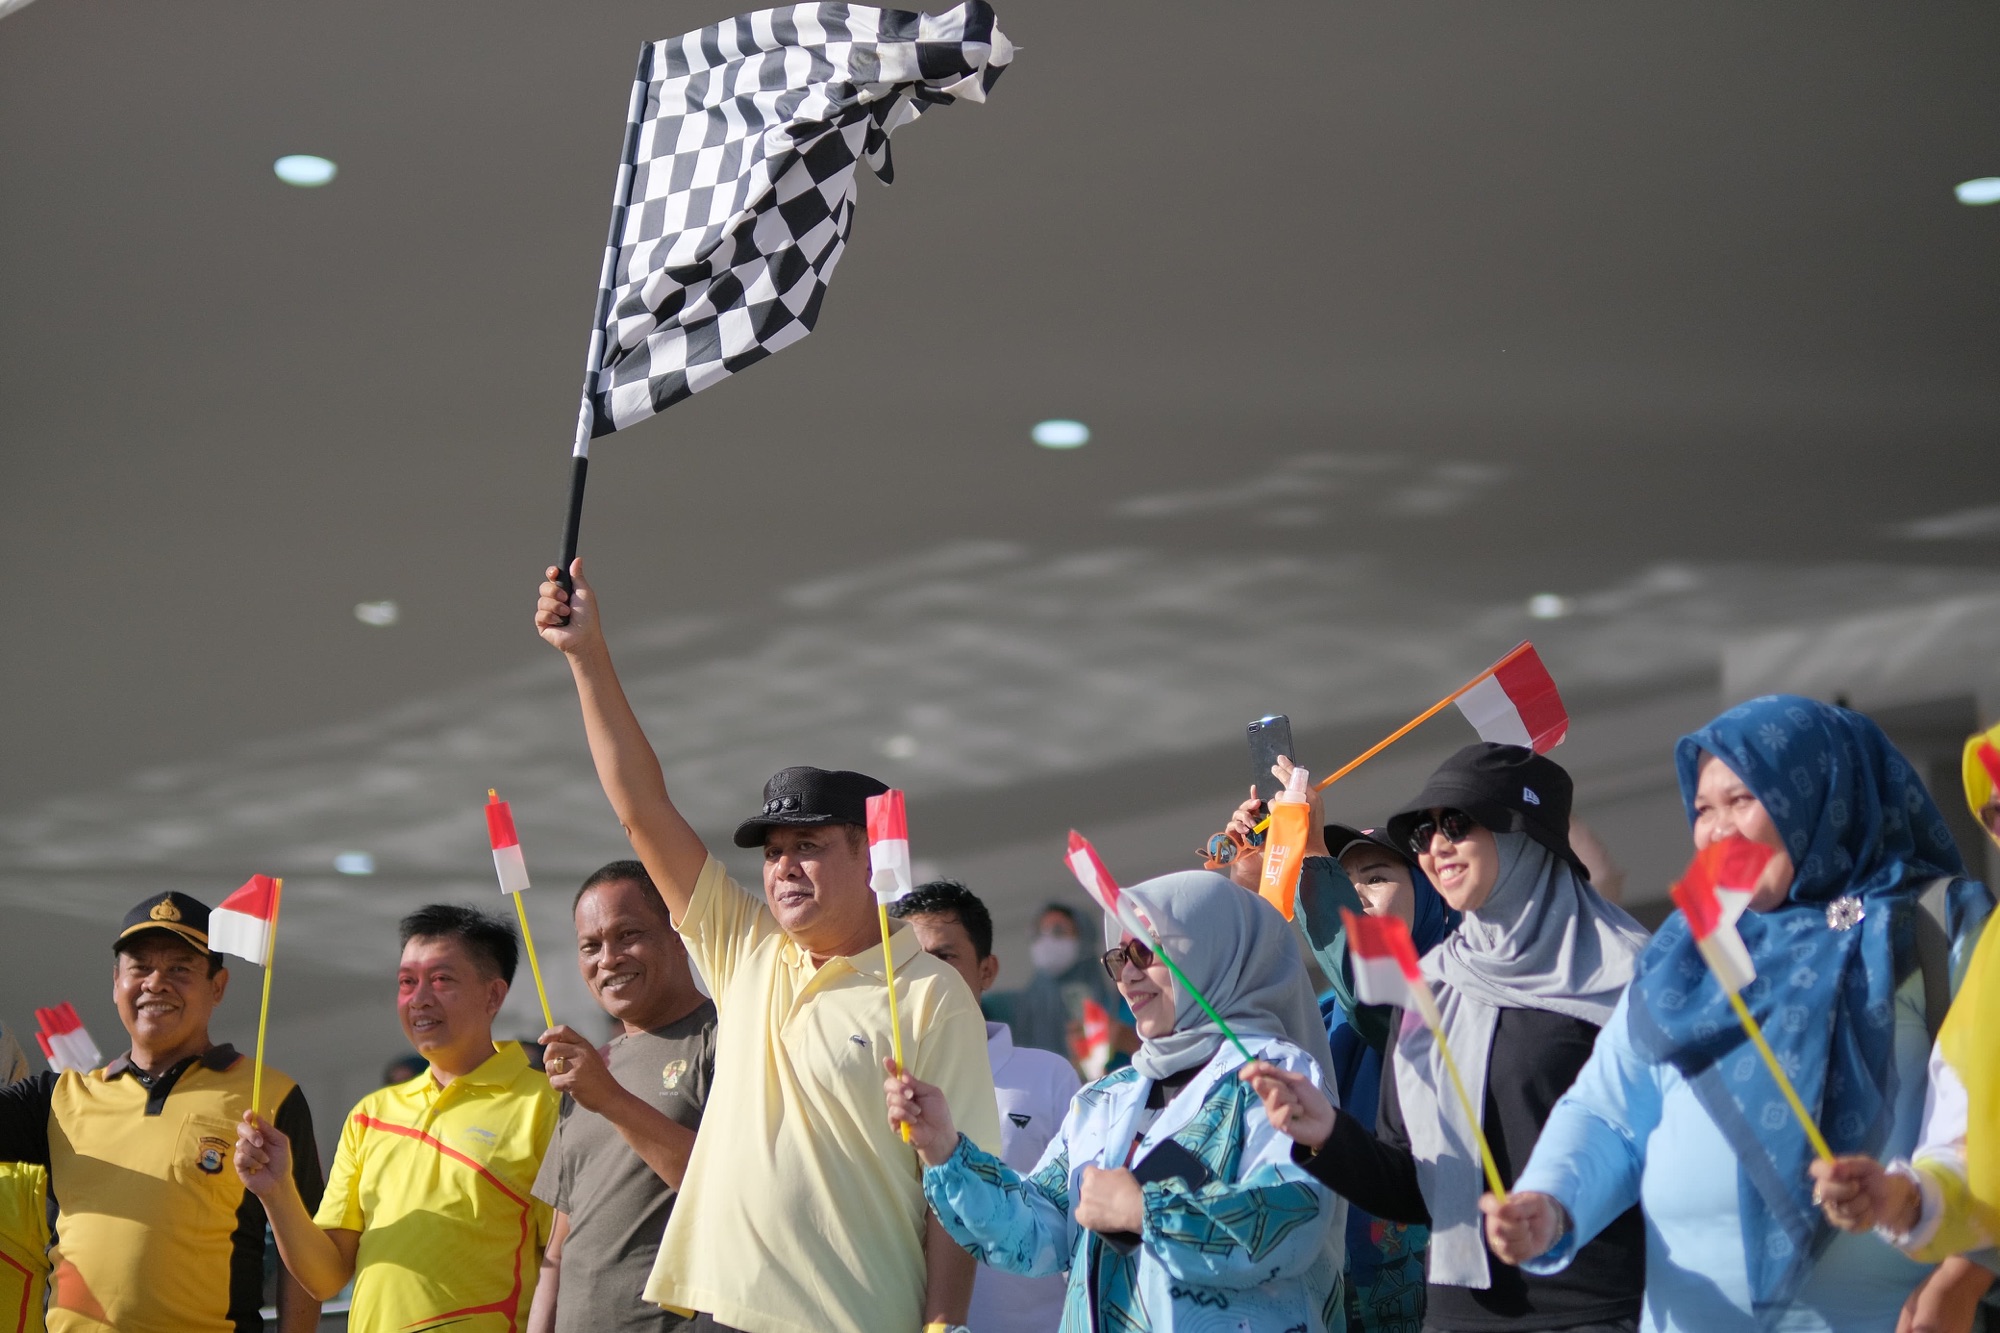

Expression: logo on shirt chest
xmin=662 ymin=1059 xmax=690 ymax=1093
xmin=196 ymin=1134 xmax=230 ymax=1175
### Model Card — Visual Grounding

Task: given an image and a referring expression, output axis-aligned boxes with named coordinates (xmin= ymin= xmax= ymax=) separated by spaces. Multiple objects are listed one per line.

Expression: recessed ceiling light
xmin=1527 ymin=593 xmax=1572 ymax=620
xmin=334 ymin=851 xmax=375 ymax=875
xmin=1955 ymin=178 xmax=2000 ymax=206
xmin=1031 ymin=419 xmax=1090 ymax=449
xmin=275 ymin=154 xmax=337 ymax=187
xmin=354 ymin=600 xmax=398 ymax=626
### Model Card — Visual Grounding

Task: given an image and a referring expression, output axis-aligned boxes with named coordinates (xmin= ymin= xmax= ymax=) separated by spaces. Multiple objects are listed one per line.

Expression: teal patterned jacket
xmin=924 ymin=1035 xmax=1344 ymax=1332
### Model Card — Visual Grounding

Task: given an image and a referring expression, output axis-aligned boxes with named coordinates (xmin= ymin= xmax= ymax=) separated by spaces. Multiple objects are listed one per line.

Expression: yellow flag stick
xmin=251 ymin=878 xmax=284 ymax=1117
xmin=1407 ymin=982 xmax=1509 ymax=1201
xmin=1253 ymin=667 xmax=1500 ymax=835
xmin=512 ymin=892 xmax=556 ymax=1034
xmin=1725 ymin=988 xmax=1834 ymax=1161
xmin=879 ymin=901 xmax=911 ymax=1143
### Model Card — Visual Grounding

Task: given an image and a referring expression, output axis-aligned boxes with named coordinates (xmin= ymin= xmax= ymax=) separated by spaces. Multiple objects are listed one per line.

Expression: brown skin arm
xmin=1897 ymin=1255 xmax=1994 ymax=1333
xmin=274 ymin=1273 xmax=320 ymax=1333
xmin=526 ymin=1210 xmax=569 ymax=1333
xmin=540 ymin=1025 xmax=699 ymax=1188
xmin=922 ymin=1209 xmax=976 ymax=1324
xmin=536 ymin=561 xmax=708 ymax=924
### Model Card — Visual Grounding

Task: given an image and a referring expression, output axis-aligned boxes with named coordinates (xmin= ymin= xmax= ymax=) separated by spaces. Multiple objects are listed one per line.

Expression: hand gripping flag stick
xmin=1256 ymin=642 xmax=1568 ymax=834
xmin=1344 ymin=910 xmax=1509 ymax=1200
xmin=211 ymin=875 xmax=285 ymax=1114
xmin=867 ymin=790 xmax=916 ymax=1142
xmin=552 ymin=4 xmax=1013 ymax=614
xmin=1671 ymin=838 xmax=1835 ymax=1162
xmin=488 ymin=791 xmax=556 ymax=1032
xmin=1065 ymin=831 xmax=1254 ymax=1065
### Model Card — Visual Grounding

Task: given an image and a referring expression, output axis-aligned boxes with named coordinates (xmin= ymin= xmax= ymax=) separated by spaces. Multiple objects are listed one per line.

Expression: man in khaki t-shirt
xmin=530 ymin=862 xmax=718 ymax=1333
xmin=535 ymin=563 xmax=999 ymax=1333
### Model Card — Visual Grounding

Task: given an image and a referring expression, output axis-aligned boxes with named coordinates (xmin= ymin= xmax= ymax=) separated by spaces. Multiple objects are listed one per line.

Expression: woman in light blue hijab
xmin=885 ymin=870 xmax=1346 ymax=1331
xmin=1493 ymin=695 xmax=1993 ymax=1332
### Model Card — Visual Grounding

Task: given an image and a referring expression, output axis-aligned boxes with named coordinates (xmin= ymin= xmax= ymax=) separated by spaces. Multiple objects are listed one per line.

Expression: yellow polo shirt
xmin=315 ymin=1042 xmax=557 ymax=1333
xmin=0 ymin=1163 xmax=48 ymax=1333
xmin=35 ymin=1049 xmax=318 ymax=1333
xmin=643 ymin=858 xmax=1000 ymax=1333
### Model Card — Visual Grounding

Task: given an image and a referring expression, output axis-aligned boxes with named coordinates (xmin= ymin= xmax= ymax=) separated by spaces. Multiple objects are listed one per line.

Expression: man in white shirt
xmin=893 ymin=881 xmax=1082 ymax=1333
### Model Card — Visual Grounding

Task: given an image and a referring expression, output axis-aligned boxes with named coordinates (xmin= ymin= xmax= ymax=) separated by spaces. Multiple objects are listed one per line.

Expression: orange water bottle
xmin=1258 ymin=765 xmax=1312 ymax=919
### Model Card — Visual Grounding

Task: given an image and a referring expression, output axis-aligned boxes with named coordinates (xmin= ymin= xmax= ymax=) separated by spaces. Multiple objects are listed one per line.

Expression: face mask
xmin=1030 ymin=934 xmax=1080 ymax=976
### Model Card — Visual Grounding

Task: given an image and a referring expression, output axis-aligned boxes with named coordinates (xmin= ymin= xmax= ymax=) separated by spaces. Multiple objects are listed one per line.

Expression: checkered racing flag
xmin=575 ymin=2 xmax=1013 ymax=445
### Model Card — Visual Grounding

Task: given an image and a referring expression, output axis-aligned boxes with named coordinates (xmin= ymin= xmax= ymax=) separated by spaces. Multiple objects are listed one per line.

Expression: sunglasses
xmin=1101 ymin=938 xmax=1157 ymax=981
xmin=1407 ymin=808 xmax=1478 ymax=857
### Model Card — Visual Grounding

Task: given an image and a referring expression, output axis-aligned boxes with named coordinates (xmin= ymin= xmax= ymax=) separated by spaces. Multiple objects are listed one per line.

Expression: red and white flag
xmin=1454 ymin=642 xmax=1569 ymax=753
xmin=1064 ymin=831 xmax=1153 ymax=941
xmin=1669 ymin=837 xmax=1773 ymax=995
xmin=35 ymin=1004 xmax=101 ymax=1074
xmin=1343 ymin=909 xmax=1426 ymax=1007
xmin=1072 ymin=996 xmax=1113 ymax=1079
xmin=866 ymin=789 xmax=914 ymax=904
xmin=486 ymin=791 xmax=530 ymax=896
xmin=210 ymin=874 xmax=280 ymax=967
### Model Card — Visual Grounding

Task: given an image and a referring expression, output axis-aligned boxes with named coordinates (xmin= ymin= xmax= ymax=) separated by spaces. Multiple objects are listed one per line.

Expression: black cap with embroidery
xmin=1386 ymin=742 xmax=1589 ymax=879
xmin=115 ymin=891 xmax=214 ymax=955
xmin=1322 ymin=823 xmax=1417 ymax=869
xmin=732 ymin=766 xmax=890 ymax=848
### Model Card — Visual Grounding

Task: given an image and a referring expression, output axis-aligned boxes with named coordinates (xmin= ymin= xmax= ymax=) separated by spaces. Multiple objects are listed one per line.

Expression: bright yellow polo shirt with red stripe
xmin=315 ymin=1042 xmax=557 ymax=1333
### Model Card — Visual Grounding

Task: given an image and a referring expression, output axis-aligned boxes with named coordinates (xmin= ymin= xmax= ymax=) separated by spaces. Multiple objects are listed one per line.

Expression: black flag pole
xmin=556 ymin=43 xmax=654 ymax=620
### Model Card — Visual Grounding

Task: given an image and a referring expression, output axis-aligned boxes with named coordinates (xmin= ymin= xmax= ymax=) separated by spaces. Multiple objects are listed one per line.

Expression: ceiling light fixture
xmin=1031 ymin=419 xmax=1090 ymax=449
xmin=354 ymin=600 xmax=398 ymax=626
xmin=1527 ymin=593 xmax=1572 ymax=620
xmin=274 ymin=154 xmax=337 ymax=187
xmin=334 ymin=851 xmax=376 ymax=875
xmin=1955 ymin=178 xmax=2000 ymax=206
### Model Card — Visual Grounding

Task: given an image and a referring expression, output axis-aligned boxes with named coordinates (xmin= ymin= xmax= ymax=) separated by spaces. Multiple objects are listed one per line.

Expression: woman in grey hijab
xmin=885 ymin=869 xmax=1347 ymax=1331
xmin=1243 ymin=743 xmax=1651 ymax=1333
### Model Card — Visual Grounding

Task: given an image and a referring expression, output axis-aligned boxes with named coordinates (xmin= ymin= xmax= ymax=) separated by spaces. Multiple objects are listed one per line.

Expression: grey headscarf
xmin=1121 ymin=870 xmax=1335 ymax=1083
xmin=1394 ymin=831 xmax=1649 ymax=1288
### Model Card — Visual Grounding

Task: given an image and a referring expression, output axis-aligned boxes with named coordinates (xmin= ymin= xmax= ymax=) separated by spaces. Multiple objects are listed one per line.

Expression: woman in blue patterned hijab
xmin=1498 ymin=695 xmax=1991 ymax=1331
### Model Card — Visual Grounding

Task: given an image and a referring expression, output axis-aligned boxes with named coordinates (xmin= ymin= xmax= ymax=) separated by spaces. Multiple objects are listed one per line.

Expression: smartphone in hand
xmin=1246 ymin=714 xmax=1294 ymax=803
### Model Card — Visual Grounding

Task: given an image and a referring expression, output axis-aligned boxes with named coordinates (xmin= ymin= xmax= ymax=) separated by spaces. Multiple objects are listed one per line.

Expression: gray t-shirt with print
xmin=532 ymin=1003 xmax=718 ymax=1332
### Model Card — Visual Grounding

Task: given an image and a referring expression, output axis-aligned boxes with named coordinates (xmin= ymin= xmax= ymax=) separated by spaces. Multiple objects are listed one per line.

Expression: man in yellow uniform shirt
xmin=0 ymin=1022 xmax=49 ymax=1333
xmin=536 ymin=563 xmax=1000 ymax=1333
xmin=236 ymin=903 xmax=557 ymax=1333
xmin=0 ymin=894 xmax=323 ymax=1333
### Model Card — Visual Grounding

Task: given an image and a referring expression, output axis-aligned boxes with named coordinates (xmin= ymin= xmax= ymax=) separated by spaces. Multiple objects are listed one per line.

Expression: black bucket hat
xmin=733 ymin=765 xmax=890 ymax=848
xmin=1386 ymin=742 xmax=1589 ymax=879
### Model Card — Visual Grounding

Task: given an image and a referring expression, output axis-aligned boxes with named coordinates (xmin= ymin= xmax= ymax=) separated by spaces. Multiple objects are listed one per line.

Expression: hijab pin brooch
xmin=1826 ymin=896 xmax=1865 ymax=932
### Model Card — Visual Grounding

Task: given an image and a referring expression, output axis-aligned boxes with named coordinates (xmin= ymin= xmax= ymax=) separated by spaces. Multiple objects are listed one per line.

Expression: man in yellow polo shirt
xmin=535 ymin=563 xmax=1000 ymax=1333
xmin=0 ymin=893 xmax=323 ymax=1333
xmin=0 ymin=1021 xmax=49 ymax=1333
xmin=235 ymin=904 xmax=558 ymax=1333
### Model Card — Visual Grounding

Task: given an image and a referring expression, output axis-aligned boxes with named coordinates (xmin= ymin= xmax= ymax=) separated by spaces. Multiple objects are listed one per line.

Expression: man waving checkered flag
xmin=577 ymin=1 xmax=1013 ymax=443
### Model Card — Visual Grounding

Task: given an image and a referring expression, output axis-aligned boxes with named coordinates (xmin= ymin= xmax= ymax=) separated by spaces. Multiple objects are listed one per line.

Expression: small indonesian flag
xmin=1343 ymin=909 xmax=1426 ymax=1007
xmin=487 ymin=791 xmax=530 ymax=896
xmin=866 ymin=789 xmax=914 ymax=904
xmin=1455 ymin=642 xmax=1569 ymax=753
xmin=210 ymin=874 xmax=280 ymax=967
xmin=1669 ymin=837 xmax=1773 ymax=995
xmin=1065 ymin=831 xmax=1153 ymax=941
xmin=34 ymin=1003 xmax=101 ymax=1074
xmin=1072 ymin=996 xmax=1113 ymax=1079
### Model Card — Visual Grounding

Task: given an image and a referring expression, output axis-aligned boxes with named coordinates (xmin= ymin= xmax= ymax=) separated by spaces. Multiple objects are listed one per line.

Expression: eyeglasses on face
xmin=1407 ymin=808 xmax=1478 ymax=857
xmin=1101 ymin=938 xmax=1157 ymax=981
